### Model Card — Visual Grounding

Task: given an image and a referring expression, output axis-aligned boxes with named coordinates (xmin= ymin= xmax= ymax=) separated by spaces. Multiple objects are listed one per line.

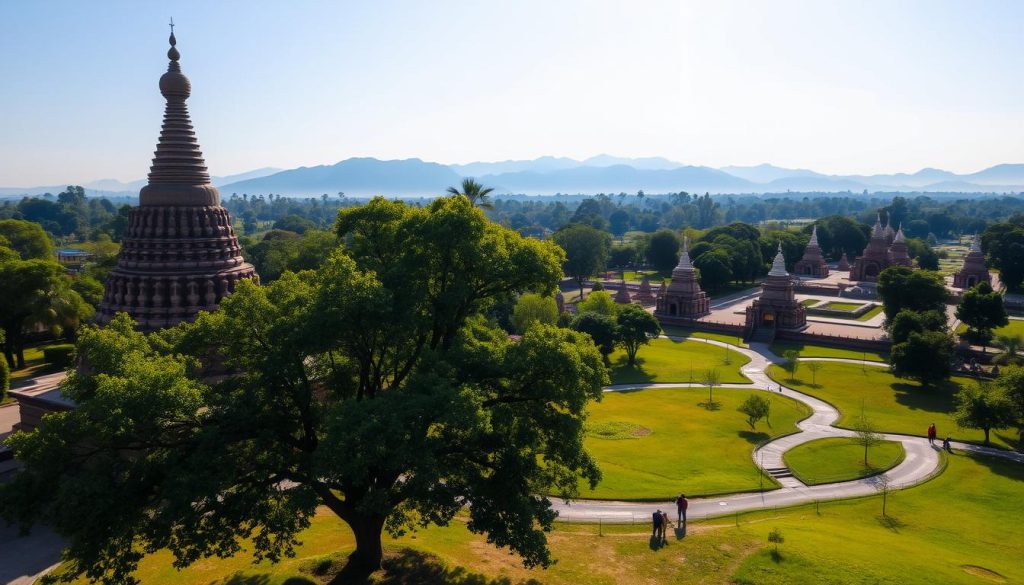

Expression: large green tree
xmin=982 ymin=220 xmax=1024 ymax=290
xmin=890 ymin=330 xmax=954 ymax=387
xmin=571 ymin=311 xmax=619 ymax=363
xmin=644 ymin=229 xmax=680 ymax=272
xmin=553 ymin=223 xmax=611 ymax=299
xmin=876 ymin=266 xmax=949 ymax=324
xmin=954 ymin=383 xmax=1014 ymax=446
xmin=0 ymin=258 xmax=90 ymax=368
xmin=955 ymin=282 xmax=1008 ymax=342
xmin=614 ymin=304 xmax=661 ymax=366
xmin=0 ymin=218 xmax=54 ymax=260
xmin=0 ymin=197 xmax=608 ymax=584
xmin=510 ymin=293 xmax=559 ymax=334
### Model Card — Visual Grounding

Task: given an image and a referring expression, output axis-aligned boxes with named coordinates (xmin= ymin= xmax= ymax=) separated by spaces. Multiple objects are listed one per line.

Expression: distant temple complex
xmin=793 ymin=225 xmax=829 ymax=278
xmin=97 ymin=31 xmax=257 ymax=330
xmin=953 ymin=236 xmax=991 ymax=289
xmin=655 ymin=237 xmax=710 ymax=320
xmin=848 ymin=215 xmax=911 ymax=282
xmin=744 ymin=244 xmax=806 ymax=340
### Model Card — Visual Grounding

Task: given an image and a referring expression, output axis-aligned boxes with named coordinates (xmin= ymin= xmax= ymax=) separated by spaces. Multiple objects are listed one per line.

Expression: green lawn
xmin=783 ymin=437 xmax=905 ymax=486
xmin=660 ymin=325 xmax=747 ymax=347
xmin=766 ymin=362 xmax=1018 ymax=450
xmin=990 ymin=319 xmax=1024 ymax=339
xmin=800 ymin=299 xmax=819 ymax=307
xmin=732 ymin=452 xmax=1024 ymax=585
xmin=768 ymin=341 xmax=888 ymax=362
xmin=821 ymin=301 xmax=865 ymax=312
xmin=706 ymin=281 xmax=761 ymax=300
xmin=609 ymin=338 xmax=750 ymax=385
xmin=855 ymin=304 xmax=884 ymax=321
xmin=579 ymin=387 xmax=810 ymax=499
xmin=8 ymin=345 xmax=63 ymax=388
xmin=70 ymin=453 xmax=1024 ymax=585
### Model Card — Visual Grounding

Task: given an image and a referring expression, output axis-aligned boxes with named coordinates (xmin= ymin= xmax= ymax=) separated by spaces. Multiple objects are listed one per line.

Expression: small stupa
xmin=793 ymin=225 xmax=830 ymax=278
xmin=636 ymin=275 xmax=656 ymax=304
xmin=887 ymin=224 xmax=913 ymax=267
xmin=614 ymin=276 xmax=633 ymax=304
xmin=837 ymin=252 xmax=851 ymax=271
xmin=744 ymin=243 xmax=807 ymax=335
xmin=953 ymin=235 xmax=992 ymax=289
xmin=655 ymin=237 xmax=710 ymax=319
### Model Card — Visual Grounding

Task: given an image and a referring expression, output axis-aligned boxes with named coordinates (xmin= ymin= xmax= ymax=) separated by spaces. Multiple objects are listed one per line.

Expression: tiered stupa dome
xmin=97 ymin=31 xmax=258 ymax=330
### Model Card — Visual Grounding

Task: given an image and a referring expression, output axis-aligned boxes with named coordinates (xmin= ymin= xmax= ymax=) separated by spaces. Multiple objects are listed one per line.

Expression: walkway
xmin=552 ymin=337 xmax=1024 ymax=523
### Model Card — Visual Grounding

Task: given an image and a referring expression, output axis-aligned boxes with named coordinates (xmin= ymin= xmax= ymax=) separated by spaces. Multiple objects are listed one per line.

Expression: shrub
xmin=43 ymin=344 xmax=76 ymax=368
xmin=0 ymin=358 xmax=9 ymax=401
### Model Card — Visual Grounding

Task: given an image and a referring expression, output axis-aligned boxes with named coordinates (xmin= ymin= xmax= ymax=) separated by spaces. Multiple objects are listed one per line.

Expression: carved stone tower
xmin=97 ymin=31 xmax=258 ymax=331
xmin=953 ymin=235 xmax=992 ymax=289
xmin=655 ymin=237 xmax=710 ymax=319
xmin=793 ymin=224 xmax=830 ymax=278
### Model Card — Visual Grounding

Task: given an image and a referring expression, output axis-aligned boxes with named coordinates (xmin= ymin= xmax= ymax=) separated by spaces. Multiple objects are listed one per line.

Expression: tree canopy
xmin=0 ymin=196 xmax=608 ymax=584
xmin=553 ymin=223 xmax=610 ymax=298
xmin=876 ymin=266 xmax=948 ymax=323
xmin=955 ymin=282 xmax=1008 ymax=340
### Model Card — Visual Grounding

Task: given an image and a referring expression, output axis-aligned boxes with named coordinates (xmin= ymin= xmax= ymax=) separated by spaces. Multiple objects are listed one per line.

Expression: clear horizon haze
xmin=1 ymin=0 xmax=1022 ymax=186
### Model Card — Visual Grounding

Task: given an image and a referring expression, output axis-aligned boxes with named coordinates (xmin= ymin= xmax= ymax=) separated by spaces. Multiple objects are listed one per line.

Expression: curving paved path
xmin=552 ymin=337 xmax=1024 ymax=523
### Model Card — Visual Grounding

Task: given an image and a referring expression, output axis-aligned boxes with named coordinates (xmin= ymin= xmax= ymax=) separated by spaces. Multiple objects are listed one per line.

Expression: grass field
xmin=768 ymin=341 xmax=888 ymax=362
xmin=855 ymin=304 xmax=884 ymax=321
xmin=731 ymin=452 xmax=1024 ymax=584
xmin=609 ymin=338 xmax=751 ymax=385
xmin=579 ymin=387 xmax=811 ymax=499
xmin=8 ymin=345 xmax=63 ymax=388
xmin=660 ymin=326 xmax=747 ymax=347
xmin=69 ymin=452 xmax=1024 ymax=585
xmin=783 ymin=437 xmax=905 ymax=486
xmin=821 ymin=301 xmax=865 ymax=312
xmin=800 ymin=299 xmax=819 ymax=307
xmin=766 ymin=361 xmax=1018 ymax=449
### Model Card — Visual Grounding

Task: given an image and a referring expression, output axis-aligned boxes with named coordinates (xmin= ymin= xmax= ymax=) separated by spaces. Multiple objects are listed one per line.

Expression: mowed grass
xmin=768 ymin=341 xmax=888 ymax=363
xmin=855 ymin=304 xmax=884 ymax=321
xmin=67 ymin=453 xmax=1024 ymax=585
xmin=609 ymin=338 xmax=751 ymax=385
xmin=731 ymin=452 xmax=1024 ymax=585
xmin=783 ymin=437 xmax=905 ymax=486
xmin=579 ymin=387 xmax=811 ymax=500
xmin=766 ymin=362 xmax=1018 ymax=450
xmin=660 ymin=325 xmax=747 ymax=347
xmin=9 ymin=345 xmax=62 ymax=388
xmin=821 ymin=301 xmax=865 ymax=311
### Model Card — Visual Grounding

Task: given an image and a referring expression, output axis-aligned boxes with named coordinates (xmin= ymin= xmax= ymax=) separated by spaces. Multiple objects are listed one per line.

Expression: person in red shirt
xmin=927 ymin=423 xmax=937 ymax=445
xmin=676 ymin=493 xmax=688 ymax=526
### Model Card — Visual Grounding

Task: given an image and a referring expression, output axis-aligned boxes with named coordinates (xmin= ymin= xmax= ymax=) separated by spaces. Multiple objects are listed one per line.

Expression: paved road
xmin=552 ymin=338 xmax=1024 ymax=523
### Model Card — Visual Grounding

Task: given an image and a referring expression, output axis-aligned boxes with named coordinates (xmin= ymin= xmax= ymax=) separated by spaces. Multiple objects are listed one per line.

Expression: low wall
xmin=775 ymin=329 xmax=891 ymax=353
xmin=655 ymin=316 xmax=745 ymax=336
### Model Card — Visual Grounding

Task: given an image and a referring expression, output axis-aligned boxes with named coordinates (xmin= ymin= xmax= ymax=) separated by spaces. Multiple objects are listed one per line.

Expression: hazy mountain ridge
xmin=4 ymin=157 xmax=1023 ymax=198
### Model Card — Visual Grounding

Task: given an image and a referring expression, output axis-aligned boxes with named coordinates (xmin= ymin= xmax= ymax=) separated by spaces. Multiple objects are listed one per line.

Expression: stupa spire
xmin=893 ymin=223 xmax=905 ymax=243
xmin=676 ymin=236 xmax=694 ymax=271
xmin=138 ymin=24 xmax=219 ymax=207
xmin=970 ymin=233 xmax=982 ymax=253
xmin=809 ymin=224 xmax=819 ymax=246
xmin=768 ymin=242 xmax=788 ymax=276
xmin=871 ymin=213 xmax=883 ymax=238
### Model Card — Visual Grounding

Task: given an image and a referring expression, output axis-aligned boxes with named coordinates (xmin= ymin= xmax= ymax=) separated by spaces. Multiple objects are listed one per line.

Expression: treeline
xmin=0 ymin=186 xmax=129 ymax=242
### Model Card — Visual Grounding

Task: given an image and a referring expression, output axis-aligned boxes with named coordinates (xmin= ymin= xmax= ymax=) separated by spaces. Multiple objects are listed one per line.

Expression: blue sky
xmin=1 ymin=0 xmax=1022 ymax=185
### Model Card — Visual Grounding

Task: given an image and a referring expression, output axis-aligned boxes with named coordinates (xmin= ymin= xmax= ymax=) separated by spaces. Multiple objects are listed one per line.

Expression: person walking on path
xmin=676 ymin=493 xmax=689 ymax=526
xmin=927 ymin=423 xmax=937 ymax=445
xmin=943 ymin=436 xmax=953 ymax=452
xmin=661 ymin=511 xmax=671 ymax=542
xmin=652 ymin=509 xmax=663 ymax=538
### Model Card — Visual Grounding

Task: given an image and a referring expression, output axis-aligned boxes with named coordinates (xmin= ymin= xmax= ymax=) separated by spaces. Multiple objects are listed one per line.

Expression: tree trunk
xmin=337 ymin=513 xmax=385 ymax=583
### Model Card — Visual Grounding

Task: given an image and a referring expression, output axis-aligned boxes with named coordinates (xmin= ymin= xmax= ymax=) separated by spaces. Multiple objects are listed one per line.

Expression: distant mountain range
xmin=4 ymin=158 xmax=1024 ymax=199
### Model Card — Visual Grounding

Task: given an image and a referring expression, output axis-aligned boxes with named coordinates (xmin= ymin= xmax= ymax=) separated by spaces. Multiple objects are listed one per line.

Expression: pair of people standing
xmin=651 ymin=509 xmax=670 ymax=541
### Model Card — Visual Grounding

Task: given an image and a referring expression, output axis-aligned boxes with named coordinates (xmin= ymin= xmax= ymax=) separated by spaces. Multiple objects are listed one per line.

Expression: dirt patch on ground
xmin=586 ymin=421 xmax=653 ymax=439
xmin=961 ymin=564 xmax=1007 ymax=583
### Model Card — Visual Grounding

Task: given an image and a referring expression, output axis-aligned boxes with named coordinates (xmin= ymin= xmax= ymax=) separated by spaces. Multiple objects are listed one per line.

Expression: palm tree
xmin=447 ymin=178 xmax=495 ymax=210
xmin=994 ymin=334 xmax=1023 ymax=365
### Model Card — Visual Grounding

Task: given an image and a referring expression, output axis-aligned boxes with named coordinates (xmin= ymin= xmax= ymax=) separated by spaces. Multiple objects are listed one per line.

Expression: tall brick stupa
xmin=97 ymin=29 xmax=258 ymax=330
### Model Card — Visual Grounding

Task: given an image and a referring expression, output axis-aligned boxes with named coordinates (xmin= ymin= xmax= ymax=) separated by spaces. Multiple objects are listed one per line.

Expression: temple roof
xmin=139 ymin=29 xmax=220 ymax=207
xmin=871 ymin=213 xmax=884 ymax=238
xmin=893 ymin=224 xmax=905 ymax=244
xmin=675 ymin=236 xmax=694 ymax=272
xmin=970 ymin=234 xmax=982 ymax=254
xmin=808 ymin=224 xmax=819 ymax=247
xmin=768 ymin=242 xmax=788 ymax=277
